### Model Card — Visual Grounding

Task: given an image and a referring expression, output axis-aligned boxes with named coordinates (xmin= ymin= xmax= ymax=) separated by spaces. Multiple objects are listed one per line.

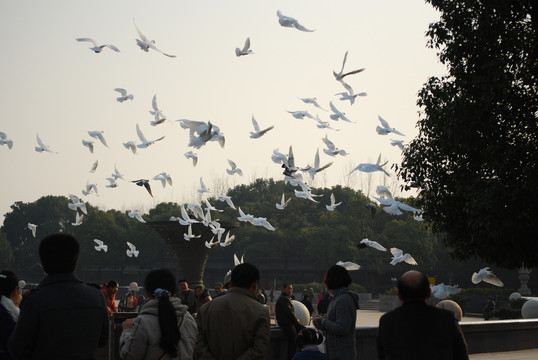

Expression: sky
xmin=0 ymin=0 xmax=447 ymax=221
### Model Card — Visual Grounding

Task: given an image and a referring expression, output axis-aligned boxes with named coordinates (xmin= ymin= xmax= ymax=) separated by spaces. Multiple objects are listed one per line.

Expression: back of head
xmin=145 ymin=269 xmax=180 ymax=357
xmin=39 ymin=233 xmax=79 ymax=274
xmin=105 ymin=280 xmax=118 ymax=288
xmin=296 ymin=328 xmax=324 ymax=348
xmin=231 ymin=263 xmax=259 ymax=289
xmin=397 ymin=270 xmax=430 ymax=302
xmin=324 ymin=265 xmax=352 ymax=290
xmin=0 ymin=269 xmax=18 ymax=297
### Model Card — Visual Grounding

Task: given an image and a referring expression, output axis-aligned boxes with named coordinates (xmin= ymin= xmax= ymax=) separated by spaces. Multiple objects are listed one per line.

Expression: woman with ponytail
xmin=119 ymin=269 xmax=197 ymax=360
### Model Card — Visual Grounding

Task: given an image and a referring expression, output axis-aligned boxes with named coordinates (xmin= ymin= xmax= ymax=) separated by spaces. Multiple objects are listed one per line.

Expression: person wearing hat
xmin=120 ymin=282 xmax=140 ymax=312
xmin=482 ymin=297 xmax=495 ymax=321
xmin=214 ymin=271 xmax=231 ymax=298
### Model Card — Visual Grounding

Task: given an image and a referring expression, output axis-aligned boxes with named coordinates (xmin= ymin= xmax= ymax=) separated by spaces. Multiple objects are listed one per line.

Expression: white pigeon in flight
xmin=329 ymin=101 xmax=353 ymax=122
xmin=376 ymin=115 xmax=405 ymax=136
xmin=277 ymin=10 xmax=315 ymax=32
xmin=335 ymin=90 xmax=367 ymax=105
xmin=153 ymin=172 xmax=173 ymax=188
xmin=237 ymin=207 xmax=254 ymax=222
xmin=348 ymin=153 xmax=390 ymax=177
xmin=298 ymin=97 xmax=327 ymax=111
xmin=390 ymin=248 xmax=418 ymax=266
xmin=136 ymin=123 xmax=165 ymax=148
xmin=294 ymin=189 xmax=320 ymax=203
xmin=88 ymin=131 xmax=108 ymax=148
xmin=133 ymin=19 xmax=176 ymax=57
xmin=128 ymin=210 xmax=146 ymax=223
xmin=27 ymin=223 xmax=37 ymax=238
xmin=89 ymin=160 xmax=98 ymax=173
xmin=287 ymin=110 xmax=315 ymax=120
xmin=220 ymin=232 xmax=235 ymax=247
xmin=198 ymin=177 xmax=210 ymax=194
xmin=205 ymin=236 xmax=220 ymax=249
xmin=114 ymin=88 xmax=134 ymax=102
xmin=326 ymin=193 xmax=342 ymax=211
xmin=358 ymin=238 xmax=387 ymax=252
xmin=235 ymin=37 xmax=253 ymax=56
xmin=68 ymin=194 xmax=87 ymax=215
xmin=226 ymin=160 xmax=243 ymax=176
xmin=430 ymin=283 xmax=461 ymax=300
xmin=276 ymin=193 xmax=291 ymax=210
xmin=71 ymin=212 xmax=84 ymax=226
xmin=376 ymin=185 xmax=393 ymax=199
xmin=250 ymin=115 xmax=274 ymax=139
xmin=301 ymin=148 xmax=333 ymax=180
xmin=82 ymin=182 xmax=98 ymax=196
xmin=82 ymin=139 xmax=94 ymax=153
xmin=333 ymin=51 xmax=365 ymax=81
xmin=322 ymin=135 xmax=348 ymax=156
xmin=183 ymin=224 xmax=201 ymax=241
xmin=390 ymin=139 xmax=406 ymax=152
xmin=178 ymin=205 xmax=199 ymax=226
xmin=373 ymin=197 xmax=422 ymax=216
xmin=184 ymin=151 xmax=198 ymax=166
xmin=105 ymin=177 xmax=118 ymax=188
xmin=93 ymin=239 xmax=108 ymax=252
xmin=234 ymin=254 xmax=244 ymax=266
xmin=76 ymin=38 xmax=120 ymax=53
xmin=315 ymin=115 xmax=339 ymax=131
xmin=250 ymin=217 xmax=276 ymax=231
xmin=35 ymin=133 xmax=56 ymax=153
xmin=126 ymin=242 xmax=139 ymax=258
xmin=218 ymin=195 xmax=236 ymax=210
xmin=123 ymin=141 xmax=137 ymax=154
xmin=111 ymin=164 xmax=125 ymax=181
xmin=149 ymin=95 xmax=167 ymax=126
xmin=0 ymin=132 xmax=13 ymax=149
xmin=336 ymin=261 xmax=361 ymax=271
xmin=472 ymin=267 xmax=504 ymax=287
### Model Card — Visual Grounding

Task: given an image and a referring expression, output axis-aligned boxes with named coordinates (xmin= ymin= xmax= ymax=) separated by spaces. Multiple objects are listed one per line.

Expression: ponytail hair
xmin=145 ymin=269 xmax=181 ymax=357
xmin=296 ymin=328 xmax=324 ymax=348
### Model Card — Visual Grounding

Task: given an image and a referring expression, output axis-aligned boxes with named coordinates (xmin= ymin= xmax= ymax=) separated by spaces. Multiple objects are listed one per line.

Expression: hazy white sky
xmin=0 ymin=0 xmax=446 ymax=220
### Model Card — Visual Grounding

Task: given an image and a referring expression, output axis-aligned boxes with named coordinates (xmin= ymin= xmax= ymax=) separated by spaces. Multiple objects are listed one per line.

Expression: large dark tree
xmin=400 ymin=0 xmax=538 ymax=268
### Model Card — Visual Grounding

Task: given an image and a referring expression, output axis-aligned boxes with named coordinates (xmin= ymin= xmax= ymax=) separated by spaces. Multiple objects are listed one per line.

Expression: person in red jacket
xmin=101 ymin=280 xmax=119 ymax=315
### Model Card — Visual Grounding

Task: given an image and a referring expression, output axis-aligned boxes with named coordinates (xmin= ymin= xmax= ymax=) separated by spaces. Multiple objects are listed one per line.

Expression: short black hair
xmin=0 ymin=269 xmax=18 ymax=297
xmin=145 ymin=268 xmax=176 ymax=296
xmin=178 ymin=279 xmax=187 ymax=284
xmin=296 ymin=328 xmax=324 ymax=348
xmin=324 ymin=265 xmax=352 ymax=290
xmin=231 ymin=263 xmax=259 ymax=289
xmin=39 ymin=233 xmax=79 ymax=274
xmin=282 ymin=283 xmax=290 ymax=289
xmin=105 ymin=280 xmax=118 ymax=288
xmin=397 ymin=272 xmax=430 ymax=302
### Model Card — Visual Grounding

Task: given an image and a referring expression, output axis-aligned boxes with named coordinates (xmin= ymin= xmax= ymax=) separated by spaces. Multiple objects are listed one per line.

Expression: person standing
xmin=482 ymin=297 xmax=495 ymax=321
xmin=276 ymin=283 xmax=305 ymax=360
xmin=313 ymin=265 xmax=359 ymax=360
xmin=194 ymin=263 xmax=270 ymax=360
xmin=376 ymin=270 xmax=469 ymax=360
xmin=194 ymin=285 xmax=212 ymax=313
xmin=0 ymin=270 xmax=22 ymax=360
xmin=119 ymin=269 xmax=197 ymax=360
xmin=8 ymin=233 xmax=109 ymax=360
xmin=178 ymin=279 xmax=196 ymax=315
xmin=101 ymin=280 xmax=119 ymax=315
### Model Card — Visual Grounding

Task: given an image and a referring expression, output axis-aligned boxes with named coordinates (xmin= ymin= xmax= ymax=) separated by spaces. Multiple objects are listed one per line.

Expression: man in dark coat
xmin=275 ymin=283 xmax=305 ymax=360
xmin=376 ymin=270 xmax=469 ymax=360
xmin=8 ymin=233 xmax=109 ymax=360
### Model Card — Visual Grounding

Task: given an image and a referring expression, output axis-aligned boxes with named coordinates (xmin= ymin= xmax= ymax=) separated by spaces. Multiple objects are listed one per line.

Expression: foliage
xmin=0 ymin=232 xmax=14 ymax=269
xmin=493 ymin=297 xmax=528 ymax=319
xmin=400 ymin=0 xmax=538 ymax=268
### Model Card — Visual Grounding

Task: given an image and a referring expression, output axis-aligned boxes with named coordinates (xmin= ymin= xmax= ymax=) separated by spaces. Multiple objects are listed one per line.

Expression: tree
xmin=400 ymin=0 xmax=538 ymax=268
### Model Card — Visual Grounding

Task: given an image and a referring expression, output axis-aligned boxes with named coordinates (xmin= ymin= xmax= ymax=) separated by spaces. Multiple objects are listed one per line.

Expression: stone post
xmin=518 ymin=266 xmax=532 ymax=296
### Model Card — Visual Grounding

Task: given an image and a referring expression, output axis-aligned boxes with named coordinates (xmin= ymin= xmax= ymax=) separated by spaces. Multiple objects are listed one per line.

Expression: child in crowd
xmin=292 ymin=328 xmax=329 ymax=360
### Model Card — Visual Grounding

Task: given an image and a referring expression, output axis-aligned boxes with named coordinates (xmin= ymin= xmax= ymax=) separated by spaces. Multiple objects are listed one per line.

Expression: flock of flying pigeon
xmin=2 ymin=10 xmax=504 ymax=291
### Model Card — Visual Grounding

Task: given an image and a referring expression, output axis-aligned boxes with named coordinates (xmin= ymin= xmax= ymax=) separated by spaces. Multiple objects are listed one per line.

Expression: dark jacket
xmin=8 ymin=273 xmax=109 ymax=360
xmin=376 ymin=300 xmax=469 ymax=360
xmin=179 ymin=289 xmax=196 ymax=314
xmin=275 ymin=293 xmax=303 ymax=330
xmin=0 ymin=303 xmax=16 ymax=360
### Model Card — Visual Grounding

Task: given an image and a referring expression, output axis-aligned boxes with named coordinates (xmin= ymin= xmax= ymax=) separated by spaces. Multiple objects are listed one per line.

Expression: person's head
xmin=296 ymin=328 xmax=324 ymax=349
xmin=104 ymin=280 xmax=119 ymax=294
xmin=194 ymin=285 xmax=204 ymax=297
xmin=324 ymin=265 xmax=352 ymax=290
xmin=230 ymin=263 xmax=259 ymax=295
xmin=39 ymin=233 xmax=79 ymax=274
xmin=0 ymin=270 xmax=19 ymax=300
xmin=397 ymin=270 xmax=431 ymax=303
xmin=283 ymin=283 xmax=293 ymax=295
xmin=214 ymin=283 xmax=223 ymax=293
xmin=145 ymin=269 xmax=180 ymax=357
xmin=178 ymin=280 xmax=189 ymax=292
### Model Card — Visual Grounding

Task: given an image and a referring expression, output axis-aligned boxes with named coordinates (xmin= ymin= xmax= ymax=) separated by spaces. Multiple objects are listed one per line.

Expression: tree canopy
xmin=400 ymin=0 xmax=538 ymax=268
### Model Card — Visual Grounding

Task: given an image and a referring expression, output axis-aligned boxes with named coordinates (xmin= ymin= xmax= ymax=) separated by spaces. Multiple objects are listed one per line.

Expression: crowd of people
xmin=0 ymin=232 xmax=470 ymax=360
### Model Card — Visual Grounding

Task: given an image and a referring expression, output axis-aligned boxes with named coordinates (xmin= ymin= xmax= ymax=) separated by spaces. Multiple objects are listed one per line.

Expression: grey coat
xmin=320 ymin=290 xmax=360 ymax=360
